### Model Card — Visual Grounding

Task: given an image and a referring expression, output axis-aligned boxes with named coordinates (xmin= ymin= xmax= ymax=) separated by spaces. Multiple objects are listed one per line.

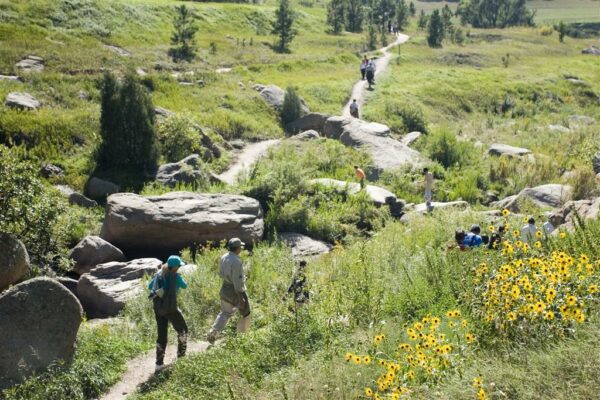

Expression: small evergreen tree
xmin=281 ymin=86 xmax=303 ymax=126
xmin=168 ymin=5 xmax=198 ymax=62
xmin=395 ymin=0 xmax=409 ymax=31
xmin=366 ymin=22 xmax=378 ymax=50
xmin=409 ymin=1 xmax=416 ymax=17
xmin=96 ymin=72 xmax=159 ymax=178
xmin=557 ymin=21 xmax=566 ymax=43
xmin=346 ymin=0 xmax=364 ymax=32
xmin=417 ymin=10 xmax=428 ymax=30
xmin=272 ymin=0 xmax=297 ymax=53
xmin=441 ymin=4 xmax=453 ymax=32
xmin=427 ymin=9 xmax=444 ymax=47
xmin=327 ymin=0 xmax=347 ymax=34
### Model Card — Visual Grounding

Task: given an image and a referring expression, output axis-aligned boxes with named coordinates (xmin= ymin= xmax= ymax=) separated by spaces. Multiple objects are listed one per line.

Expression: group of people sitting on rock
xmin=147 ymin=238 xmax=309 ymax=372
xmin=452 ymin=216 xmax=557 ymax=251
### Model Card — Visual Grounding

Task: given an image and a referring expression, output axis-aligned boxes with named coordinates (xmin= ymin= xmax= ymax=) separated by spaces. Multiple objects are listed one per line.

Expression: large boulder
xmin=285 ymin=112 xmax=329 ymax=134
xmin=0 ymin=277 xmax=82 ymax=387
xmin=323 ymin=117 xmax=427 ymax=179
xmin=69 ymin=235 xmax=126 ymax=276
xmin=550 ymin=197 xmax=600 ymax=230
xmin=77 ymin=258 xmax=159 ymax=318
xmin=156 ymin=154 xmax=208 ymax=188
xmin=492 ymin=184 xmax=572 ymax=212
xmin=0 ymin=233 xmax=30 ymax=292
xmin=5 ymin=92 xmax=40 ymax=110
xmin=489 ymin=143 xmax=531 ymax=157
xmin=278 ymin=233 xmax=331 ymax=258
xmin=15 ymin=55 xmax=44 ymax=72
xmin=254 ymin=84 xmax=309 ymax=114
xmin=100 ymin=192 xmax=264 ymax=256
xmin=86 ymin=177 xmax=119 ymax=200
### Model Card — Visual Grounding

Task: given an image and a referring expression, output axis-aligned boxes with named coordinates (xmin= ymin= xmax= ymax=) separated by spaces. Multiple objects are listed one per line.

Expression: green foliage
xmin=441 ymin=4 xmax=453 ymax=32
xmin=409 ymin=1 xmax=416 ymax=18
xmin=2 ymin=324 xmax=148 ymax=400
xmin=366 ymin=22 xmax=378 ymax=50
xmin=421 ymin=128 xmax=477 ymax=169
xmin=95 ymin=72 xmax=159 ymax=181
xmin=0 ymin=146 xmax=66 ymax=267
xmin=568 ymin=166 xmax=599 ymax=200
xmin=157 ymin=113 xmax=206 ymax=163
xmin=395 ymin=0 xmax=409 ymax=31
xmin=417 ymin=9 xmax=428 ymax=30
xmin=169 ymin=5 xmax=198 ymax=62
xmin=327 ymin=0 xmax=346 ymax=34
xmin=427 ymin=10 xmax=445 ymax=48
xmin=271 ymin=0 xmax=297 ymax=53
xmin=346 ymin=0 xmax=364 ymax=33
xmin=384 ymin=102 xmax=428 ymax=134
xmin=281 ymin=86 xmax=303 ymax=126
xmin=456 ymin=0 xmax=535 ymax=28
xmin=557 ymin=21 xmax=567 ymax=42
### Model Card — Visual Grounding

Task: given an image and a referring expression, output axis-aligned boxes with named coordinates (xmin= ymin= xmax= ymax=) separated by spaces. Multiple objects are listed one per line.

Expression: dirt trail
xmin=342 ymin=34 xmax=410 ymax=117
xmin=100 ymin=341 xmax=210 ymax=400
xmin=217 ymin=139 xmax=281 ymax=185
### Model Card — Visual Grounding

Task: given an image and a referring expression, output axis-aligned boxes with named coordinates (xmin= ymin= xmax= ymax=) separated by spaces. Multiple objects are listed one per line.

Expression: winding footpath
xmin=99 ymin=34 xmax=411 ymax=400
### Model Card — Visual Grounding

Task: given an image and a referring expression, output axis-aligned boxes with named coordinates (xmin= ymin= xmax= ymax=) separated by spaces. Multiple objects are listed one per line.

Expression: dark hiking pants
xmin=361 ymin=68 xmax=366 ymax=80
xmin=155 ymin=309 xmax=188 ymax=365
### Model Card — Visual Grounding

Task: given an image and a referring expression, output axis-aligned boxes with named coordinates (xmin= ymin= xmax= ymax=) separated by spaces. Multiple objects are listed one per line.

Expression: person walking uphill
xmin=365 ymin=59 xmax=375 ymax=89
xmin=207 ymin=238 xmax=250 ymax=344
xmin=148 ymin=255 xmax=189 ymax=372
xmin=350 ymin=99 xmax=359 ymax=118
xmin=360 ymin=56 xmax=368 ymax=81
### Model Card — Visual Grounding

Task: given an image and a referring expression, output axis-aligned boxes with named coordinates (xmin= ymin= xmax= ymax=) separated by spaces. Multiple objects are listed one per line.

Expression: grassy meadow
xmin=2 ymin=0 xmax=600 ymax=399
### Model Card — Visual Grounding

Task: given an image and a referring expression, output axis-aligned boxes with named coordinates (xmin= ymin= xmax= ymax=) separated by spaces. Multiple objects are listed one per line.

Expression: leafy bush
xmin=539 ymin=25 xmax=553 ymax=36
xmin=157 ymin=114 xmax=206 ymax=163
xmin=281 ymin=86 xmax=303 ymax=126
xmin=385 ymin=102 xmax=428 ymax=134
xmin=568 ymin=166 xmax=599 ymax=200
xmin=421 ymin=129 xmax=477 ymax=169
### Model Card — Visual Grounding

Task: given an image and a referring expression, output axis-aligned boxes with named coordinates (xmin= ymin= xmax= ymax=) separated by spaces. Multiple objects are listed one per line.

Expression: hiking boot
xmin=206 ymin=331 xmax=217 ymax=345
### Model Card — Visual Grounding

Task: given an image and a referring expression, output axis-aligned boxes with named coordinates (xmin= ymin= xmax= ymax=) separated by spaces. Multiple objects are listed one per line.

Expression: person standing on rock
xmin=423 ymin=168 xmax=434 ymax=211
xmin=354 ymin=165 xmax=366 ymax=189
xmin=360 ymin=56 xmax=368 ymax=80
xmin=350 ymin=99 xmax=359 ymax=118
xmin=207 ymin=238 xmax=250 ymax=344
xmin=148 ymin=255 xmax=189 ymax=372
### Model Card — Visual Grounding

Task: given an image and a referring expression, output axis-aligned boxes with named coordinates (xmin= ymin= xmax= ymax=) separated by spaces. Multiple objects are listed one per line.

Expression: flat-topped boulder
xmin=86 ymin=177 xmax=119 ymax=200
xmin=489 ymin=143 xmax=531 ymax=157
xmin=0 ymin=278 xmax=82 ymax=387
xmin=100 ymin=192 xmax=264 ymax=256
xmin=5 ymin=92 xmax=40 ymax=110
xmin=492 ymin=184 xmax=572 ymax=212
xmin=322 ymin=117 xmax=427 ymax=179
xmin=401 ymin=131 xmax=422 ymax=146
xmin=69 ymin=235 xmax=126 ymax=276
xmin=412 ymin=201 xmax=469 ymax=214
xmin=285 ymin=112 xmax=329 ymax=134
xmin=78 ymin=258 xmax=160 ymax=318
xmin=310 ymin=178 xmax=397 ymax=205
xmin=156 ymin=154 xmax=207 ymax=188
xmin=278 ymin=233 xmax=331 ymax=258
xmin=15 ymin=55 xmax=44 ymax=72
xmin=104 ymin=44 xmax=130 ymax=56
xmin=253 ymin=84 xmax=309 ymax=114
xmin=0 ymin=233 xmax=29 ymax=292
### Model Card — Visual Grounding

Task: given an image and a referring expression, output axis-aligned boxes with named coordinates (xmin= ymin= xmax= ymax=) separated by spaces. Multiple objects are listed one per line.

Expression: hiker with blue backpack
xmin=148 ymin=255 xmax=189 ymax=372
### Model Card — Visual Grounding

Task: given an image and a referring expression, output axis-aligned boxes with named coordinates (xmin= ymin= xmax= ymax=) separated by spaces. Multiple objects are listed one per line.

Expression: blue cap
xmin=167 ymin=255 xmax=185 ymax=268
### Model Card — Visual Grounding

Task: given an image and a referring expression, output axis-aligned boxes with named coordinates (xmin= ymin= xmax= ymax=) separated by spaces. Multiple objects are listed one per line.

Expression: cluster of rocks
xmin=491 ymin=184 xmax=573 ymax=212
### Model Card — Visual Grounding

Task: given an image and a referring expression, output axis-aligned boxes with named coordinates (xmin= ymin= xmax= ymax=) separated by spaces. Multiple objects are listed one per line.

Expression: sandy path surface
xmin=217 ymin=139 xmax=281 ymax=185
xmin=342 ymin=34 xmax=410 ymax=117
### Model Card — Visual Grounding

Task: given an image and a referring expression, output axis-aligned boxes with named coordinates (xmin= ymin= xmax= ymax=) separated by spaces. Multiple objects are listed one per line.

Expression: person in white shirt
xmin=520 ymin=217 xmax=539 ymax=243
xmin=350 ymin=99 xmax=359 ymax=118
xmin=423 ymin=168 xmax=434 ymax=210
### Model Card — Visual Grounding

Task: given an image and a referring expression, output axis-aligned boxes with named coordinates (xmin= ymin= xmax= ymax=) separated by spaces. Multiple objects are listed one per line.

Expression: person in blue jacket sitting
xmin=463 ymin=224 xmax=483 ymax=248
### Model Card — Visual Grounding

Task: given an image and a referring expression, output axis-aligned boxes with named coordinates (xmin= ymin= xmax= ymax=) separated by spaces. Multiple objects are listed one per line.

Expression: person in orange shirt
xmin=354 ymin=165 xmax=366 ymax=189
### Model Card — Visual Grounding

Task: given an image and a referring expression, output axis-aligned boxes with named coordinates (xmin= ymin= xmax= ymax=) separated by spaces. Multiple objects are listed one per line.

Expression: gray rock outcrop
xmin=5 ymin=92 xmax=40 ymax=110
xmin=568 ymin=115 xmax=596 ymax=127
xmin=56 ymin=277 xmax=79 ymax=297
xmin=489 ymin=143 xmax=531 ymax=157
xmin=285 ymin=112 xmax=329 ymax=134
xmin=69 ymin=192 xmax=98 ymax=208
xmin=550 ymin=197 xmax=600 ymax=230
xmin=154 ymin=106 xmax=174 ymax=117
xmin=290 ymin=130 xmax=320 ymax=141
xmin=401 ymin=131 xmax=422 ymax=147
xmin=492 ymin=184 xmax=572 ymax=212
xmin=322 ymin=117 xmax=426 ymax=178
xmin=15 ymin=55 xmax=44 ymax=72
xmin=40 ymin=163 xmax=64 ymax=178
xmin=156 ymin=154 xmax=208 ymax=188
xmin=254 ymin=84 xmax=309 ymax=114
xmin=100 ymin=192 xmax=264 ymax=256
xmin=582 ymin=46 xmax=600 ymax=55
xmin=0 ymin=233 xmax=30 ymax=292
xmin=548 ymin=124 xmax=570 ymax=134
xmin=86 ymin=177 xmax=119 ymax=200
xmin=278 ymin=233 xmax=331 ymax=258
xmin=77 ymin=258 xmax=160 ymax=318
xmin=0 ymin=277 xmax=82 ymax=387
xmin=69 ymin=235 xmax=126 ymax=276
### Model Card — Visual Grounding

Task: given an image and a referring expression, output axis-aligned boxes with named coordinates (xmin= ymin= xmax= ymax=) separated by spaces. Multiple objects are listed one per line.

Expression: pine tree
xmin=272 ymin=0 xmax=297 ymax=53
xmin=168 ymin=5 xmax=198 ymax=62
xmin=281 ymin=87 xmax=303 ymax=126
xmin=366 ymin=22 xmax=378 ymax=50
xmin=557 ymin=21 xmax=566 ymax=43
xmin=417 ymin=10 xmax=428 ymax=30
xmin=395 ymin=0 xmax=409 ymax=31
xmin=327 ymin=0 xmax=347 ymax=34
xmin=427 ymin=9 xmax=444 ymax=47
xmin=346 ymin=0 xmax=364 ymax=32
xmin=409 ymin=1 xmax=416 ymax=17
xmin=441 ymin=4 xmax=453 ymax=32
xmin=96 ymin=72 xmax=159 ymax=178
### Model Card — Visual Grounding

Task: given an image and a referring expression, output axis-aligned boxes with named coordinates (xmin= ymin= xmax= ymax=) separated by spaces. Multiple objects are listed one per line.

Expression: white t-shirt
xmin=350 ymin=102 xmax=358 ymax=112
xmin=520 ymin=224 xmax=539 ymax=243
xmin=424 ymin=172 xmax=433 ymax=190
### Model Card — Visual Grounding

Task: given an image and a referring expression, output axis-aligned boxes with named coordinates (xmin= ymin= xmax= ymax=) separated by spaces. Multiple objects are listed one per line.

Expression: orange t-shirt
xmin=355 ymin=168 xmax=366 ymax=180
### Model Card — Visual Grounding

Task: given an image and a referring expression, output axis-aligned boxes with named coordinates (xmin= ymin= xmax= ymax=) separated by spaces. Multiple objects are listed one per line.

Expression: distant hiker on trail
xmin=354 ymin=165 xmax=366 ymax=189
xmin=360 ymin=56 xmax=368 ymax=80
xmin=148 ymin=255 xmax=188 ymax=372
xmin=350 ymin=99 xmax=359 ymax=118
xmin=365 ymin=59 xmax=375 ymax=89
xmin=207 ymin=238 xmax=250 ymax=344
xmin=520 ymin=217 xmax=539 ymax=243
xmin=423 ymin=168 xmax=433 ymax=211
xmin=286 ymin=260 xmax=310 ymax=307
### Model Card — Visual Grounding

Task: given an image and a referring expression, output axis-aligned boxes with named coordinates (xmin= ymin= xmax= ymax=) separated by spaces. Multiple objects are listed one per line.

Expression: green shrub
xmin=568 ymin=166 xmax=599 ymax=200
xmin=421 ymin=128 xmax=477 ymax=169
xmin=385 ymin=102 xmax=428 ymax=134
xmin=157 ymin=113 xmax=206 ymax=163
xmin=281 ymin=86 xmax=303 ymax=126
